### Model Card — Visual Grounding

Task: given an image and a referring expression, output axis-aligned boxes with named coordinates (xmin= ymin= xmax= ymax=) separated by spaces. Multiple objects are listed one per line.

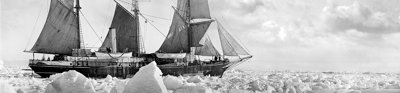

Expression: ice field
xmin=0 ymin=62 xmax=399 ymax=93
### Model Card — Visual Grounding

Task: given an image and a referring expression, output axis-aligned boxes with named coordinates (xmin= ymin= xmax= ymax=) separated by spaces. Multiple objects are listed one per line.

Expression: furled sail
xmin=31 ymin=0 xmax=79 ymax=55
xmin=158 ymin=0 xmax=212 ymax=53
xmin=100 ymin=3 xmax=139 ymax=53
xmin=195 ymin=36 xmax=220 ymax=56
xmin=217 ymin=22 xmax=250 ymax=56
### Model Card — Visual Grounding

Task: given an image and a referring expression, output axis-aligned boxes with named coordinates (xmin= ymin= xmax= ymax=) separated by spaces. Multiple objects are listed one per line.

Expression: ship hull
xmin=29 ymin=62 xmax=230 ymax=78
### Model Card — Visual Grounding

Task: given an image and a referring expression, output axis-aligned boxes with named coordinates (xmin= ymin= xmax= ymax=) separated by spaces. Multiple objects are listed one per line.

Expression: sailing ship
xmin=26 ymin=0 xmax=252 ymax=78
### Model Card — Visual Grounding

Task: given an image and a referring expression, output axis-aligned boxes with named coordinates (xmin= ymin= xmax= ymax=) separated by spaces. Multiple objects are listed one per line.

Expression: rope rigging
xmin=138 ymin=13 xmax=167 ymax=37
xmin=24 ymin=0 xmax=47 ymax=51
xmin=220 ymin=17 xmax=252 ymax=54
xmin=79 ymin=11 xmax=103 ymax=43
xmin=114 ymin=0 xmax=167 ymax=37
xmin=114 ymin=0 xmax=169 ymax=37
xmin=115 ymin=0 xmax=131 ymax=5
xmin=141 ymin=13 xmax=171 ymax=21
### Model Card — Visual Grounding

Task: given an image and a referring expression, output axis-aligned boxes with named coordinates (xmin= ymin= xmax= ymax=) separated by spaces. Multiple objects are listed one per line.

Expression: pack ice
xmin=0 ymin=80 xmax=16 ymax=93
xmin=0 ymin=60 xmax=4 ymax=70
xmin=44 ymin=70 xmax=96 ymax=93
xmin=163 ymin=75 xmax=184 ymax=90
xmin=122 ymin=61 xmax=168 ymax=93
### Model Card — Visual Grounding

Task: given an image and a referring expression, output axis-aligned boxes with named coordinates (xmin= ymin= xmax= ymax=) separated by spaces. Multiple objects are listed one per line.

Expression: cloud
xmin=322 ymin=1 xmax=400 ymax=34
xmin=225 ymin=0 xmax=268 ymax=15
xmin=210 ymin=0 xmax=400 ymax=73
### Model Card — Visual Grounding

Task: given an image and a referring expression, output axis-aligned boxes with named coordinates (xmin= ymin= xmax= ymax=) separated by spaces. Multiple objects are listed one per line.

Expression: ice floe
xmin=1 ymin=63 xmax=400 ymax=93
xmin=122 ymin=62 xmax=168 ymax=93
xmin=174 ymin=84 xmax=212 ymax=93
xmin=44 ymin=70 xmax=96 ymax=93
xmin=187 ymin=75 xmax=204 ymax=83
xmin=0 ymin=60 xmax=3 ymax=70
xmin=0 ymin=80 xmax=16 ymax=93
xmin=163 ymin=75 xmax=184 ymax=90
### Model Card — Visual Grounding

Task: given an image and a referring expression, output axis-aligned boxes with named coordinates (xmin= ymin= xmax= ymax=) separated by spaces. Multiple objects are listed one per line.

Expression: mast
xmin=75 ymin=0 xmax=82 ymax=49
xmin=132 ymin=0 xmax=141 ymax=56
xmin=187 ymin=0 xmax=194 ymax=63
xmin=30 ymin=0 xmax=81 ymax=55
xmin=187 ymin=0 xmax=193 ymax=54
xmin=100 ymin=1 xmax=140 ymax=54
xmin=158 ymin=0 xmax=212 ymax=54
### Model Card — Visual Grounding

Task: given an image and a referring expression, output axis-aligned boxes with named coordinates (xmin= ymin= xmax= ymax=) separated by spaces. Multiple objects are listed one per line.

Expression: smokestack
xmin=110 ymin=28 xmax=117 ymax=53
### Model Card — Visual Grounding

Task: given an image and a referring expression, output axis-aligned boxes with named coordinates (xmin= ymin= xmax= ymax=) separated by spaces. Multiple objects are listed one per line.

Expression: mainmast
xmin=75 ymin=0 xmax=83 ymax=49
xmin=132 ymin=0 xmax=142 ymax=56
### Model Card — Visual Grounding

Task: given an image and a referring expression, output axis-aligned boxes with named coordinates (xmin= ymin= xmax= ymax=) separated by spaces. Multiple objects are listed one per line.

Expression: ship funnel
xmin=110 ymin=28 xmax=117 ymax=53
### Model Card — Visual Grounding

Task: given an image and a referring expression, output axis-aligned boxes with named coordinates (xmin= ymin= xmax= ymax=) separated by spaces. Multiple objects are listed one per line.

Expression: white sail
xmin=217 ymin=21 xmax=251 ymax=56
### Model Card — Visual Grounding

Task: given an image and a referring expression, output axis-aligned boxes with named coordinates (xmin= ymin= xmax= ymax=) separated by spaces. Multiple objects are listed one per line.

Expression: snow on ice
xmin=1 ymin=64 xmax=400 ymax=93
xmin=0 ymin=60 xmax=4 ymax=70
xmin=0 ymin=80 xmax=16 ymax=93
xmin=122 ymin=61 xmax=168 ymax=93
xmin=187 ymin=75 xmax=204 ymax=83
xmin=163 ymin=75 xmax=184 ymax=90
xmin=174 ymin=84 xmax=213 ymax=93
xmin=44 ymin=70 xmax=96 ymax=93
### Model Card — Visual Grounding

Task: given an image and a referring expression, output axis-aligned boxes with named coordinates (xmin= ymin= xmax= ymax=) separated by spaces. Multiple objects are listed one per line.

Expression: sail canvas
xmin=31 ymin=0 xmax=79 ymax=55
xmin=100 ymin=3 xmax=139 ymax=53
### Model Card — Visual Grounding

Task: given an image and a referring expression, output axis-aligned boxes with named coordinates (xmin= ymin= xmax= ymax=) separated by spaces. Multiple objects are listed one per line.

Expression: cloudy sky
xmin=2 ymin=0 xmax=400 ymax=73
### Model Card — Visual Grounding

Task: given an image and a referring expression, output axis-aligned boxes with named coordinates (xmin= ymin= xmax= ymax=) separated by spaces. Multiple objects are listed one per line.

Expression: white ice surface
xmin=122 ymin=61 xmax=168 ymax=93
xmin=44 ymin=70 xmax=96 ymax=93
xmin=174 ymin=84 xmax=212 ymax=93
xmin=1 ymin=66 xmax=400 ymax=93
xmin=163 ymin=75 xmax=184 ymax=90
xmin=187 ymin=75 xmax=204 ymax=83
xmin=0 ymin=80 xmax=16 ymax=93
xmin=0 ymin=60 xmax=3 ymax=70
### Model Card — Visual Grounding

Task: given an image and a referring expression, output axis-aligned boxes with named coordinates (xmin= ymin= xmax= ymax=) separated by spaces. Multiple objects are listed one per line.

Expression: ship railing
xmin=28 ymin=59 xmax=47 ymax=64
xmin=69 ymin=57 xmax=148 ymax=67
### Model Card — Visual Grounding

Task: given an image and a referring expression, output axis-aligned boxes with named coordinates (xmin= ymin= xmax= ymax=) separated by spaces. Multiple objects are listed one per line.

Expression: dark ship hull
xmin=29 ymin=59 xmax=233 ymax=78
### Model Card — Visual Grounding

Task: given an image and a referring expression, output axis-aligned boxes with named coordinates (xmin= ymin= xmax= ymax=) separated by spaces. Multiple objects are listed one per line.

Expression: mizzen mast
xmin=187 ymin=0 xmax=192 ymax=54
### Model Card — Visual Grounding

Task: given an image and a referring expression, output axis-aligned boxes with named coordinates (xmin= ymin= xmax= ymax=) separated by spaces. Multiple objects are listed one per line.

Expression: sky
xmin=2 ymin=0 xmax=400 ymax=73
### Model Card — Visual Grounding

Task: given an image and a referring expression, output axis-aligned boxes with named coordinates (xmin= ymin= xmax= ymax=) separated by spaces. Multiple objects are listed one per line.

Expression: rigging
xmin=138 ymin=13 xmax=166 ymax=37
xmin=25 ymin=0 xmax=47 ymax=51
xmin=79 ymin=11 xmax=103 ymax=43
xmin=220 ymin=17 xmax=252 ymax=53
xmin=141 ymin=13 xmax=171 ymax=21
xmin=115 ymin=0 xmax=167 ymax=37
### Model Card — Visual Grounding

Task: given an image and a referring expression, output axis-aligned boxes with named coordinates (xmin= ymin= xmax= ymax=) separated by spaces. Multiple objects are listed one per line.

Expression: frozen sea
xmin=1 ymin=61 xmax=400 ymax=93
